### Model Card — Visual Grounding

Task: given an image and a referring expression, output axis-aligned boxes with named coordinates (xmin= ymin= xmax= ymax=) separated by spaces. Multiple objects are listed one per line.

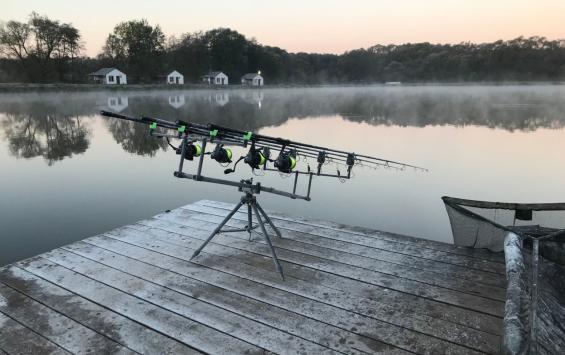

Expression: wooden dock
xmin=0 ymin=200 xmax=507 ymax=354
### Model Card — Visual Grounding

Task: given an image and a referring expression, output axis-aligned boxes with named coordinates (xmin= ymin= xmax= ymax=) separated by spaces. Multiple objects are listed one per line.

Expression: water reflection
xmin=107 ymin=96 xmax=129 ymax=113
xmin=168 ymin=95 xmax=185 ymax=109
xmin=2 ymin=85 xmax=565 ymax=266
xmin=105 ymin=118 xmax=167 ymax=156
xmin=0 ymin=85 xmax=564 ymax=162
xmin=204 ymin=92 xmax=230 ymax=106
xmin=1 ymin=113 xmax=90 ymax=166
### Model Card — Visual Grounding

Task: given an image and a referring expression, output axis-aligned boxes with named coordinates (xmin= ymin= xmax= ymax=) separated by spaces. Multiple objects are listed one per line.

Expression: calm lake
xmin=1 ymin=85 xmax=565 ymax=266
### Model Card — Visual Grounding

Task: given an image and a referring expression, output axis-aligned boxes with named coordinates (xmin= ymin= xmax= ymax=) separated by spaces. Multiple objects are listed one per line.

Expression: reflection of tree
xmin=2 ymin=113 xmax=90 ymax=165
xmin=105 ymin=118 xmax=167 ymax=156
xmin=2 ymin=87 xmax=565 ymax=165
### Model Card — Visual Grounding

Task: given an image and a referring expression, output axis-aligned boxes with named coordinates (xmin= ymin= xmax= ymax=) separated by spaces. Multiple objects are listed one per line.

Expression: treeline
xmin=1 ymin=13 xmax=565 ymax=83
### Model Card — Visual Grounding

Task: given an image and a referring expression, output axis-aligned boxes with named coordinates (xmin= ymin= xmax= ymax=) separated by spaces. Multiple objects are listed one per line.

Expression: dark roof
xmin=241 ymin=73 xmax=261 ymax=80
xmin=202 ymin=71 xmax=225 ymax=78
xmin=158 ymin=70 xmax=183 ymax=77
xmin=89 ymin=68 xmax=121 ymax=76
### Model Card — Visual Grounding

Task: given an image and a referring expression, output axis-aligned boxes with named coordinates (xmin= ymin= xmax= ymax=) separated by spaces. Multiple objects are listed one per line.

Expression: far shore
xmin=0 ymin=81 xmax=563 ymax=93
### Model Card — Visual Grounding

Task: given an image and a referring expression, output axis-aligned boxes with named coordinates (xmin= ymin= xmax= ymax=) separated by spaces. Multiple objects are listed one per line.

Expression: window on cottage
xmin=170 ymin=77 xmax=174 ymax=83
xmin=108 ymin=75 xmax=114 ymax=82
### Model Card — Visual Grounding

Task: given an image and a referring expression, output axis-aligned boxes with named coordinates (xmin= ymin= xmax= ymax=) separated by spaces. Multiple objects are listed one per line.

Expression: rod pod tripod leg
xmin=190 ymin=192 xmax=285 ymax=280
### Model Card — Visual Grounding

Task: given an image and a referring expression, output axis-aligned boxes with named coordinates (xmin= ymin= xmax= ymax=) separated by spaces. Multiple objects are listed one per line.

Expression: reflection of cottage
xmin=241 ymin=73 xmax=264 ymax=86
xmin=201 ymin=71 xmax=228 ymax=85
xmin=107 ymin=96 xmax=129 ymax=112
xmin=241 ymin=90 xmax=264 ymax=108
xmin=203 ymin=92 xmax=230 ymax=106
xmin=164 ymin=70 xmax=184 ymax=85
xmin=213 ymin=92 xmax=229 ymax=106
xmin=89 ymin=68 xmax=127 ymax=85
xmin=168 ymin=95 xmax=185 ymax=109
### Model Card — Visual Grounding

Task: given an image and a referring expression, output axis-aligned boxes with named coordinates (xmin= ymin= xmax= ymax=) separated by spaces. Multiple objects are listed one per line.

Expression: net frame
xmin=442 ymin=196 xmax=565 ymax=355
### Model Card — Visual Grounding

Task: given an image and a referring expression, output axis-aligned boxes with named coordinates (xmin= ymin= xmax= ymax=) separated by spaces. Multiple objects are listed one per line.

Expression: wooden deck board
xmin=185 ymin=203 xmax=506 ymax=274
xmin=102 ymin=228 xmax=500 ymax=354
xmin=0 ymin=283 xmax=134 ymax=355
xmin=137 ymin=218 xmax=505 ymax=318
xmin=195 ymin=200 xmax=506 ymax=264
xmin=15 ymin=258 xmax=263 ymax=355
xmin=157 ymin=208 xmax=506 ymax=299
xmin=63 ymin=240 xmax=406 ymax=355
xmin=0 ymin=313 xmax=71 ymax=355
xmin=188 ymin=203 xmax=505 ymax=286
xmin=0 ymin=266 xmax=202 ymax=355
xmin=0 ymin=200 xmax=507 ymax=354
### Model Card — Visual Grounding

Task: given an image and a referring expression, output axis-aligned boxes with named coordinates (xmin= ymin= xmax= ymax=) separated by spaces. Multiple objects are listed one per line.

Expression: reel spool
xmin=211 ymin=144 xmax=233 ymax=163
xmin=244 ymin=147 xmax=266 ymax=169
xmin=274 ymin=150 xmax=297 ymax=173
xmin=177 ymin=142 xmax=202 ymax=160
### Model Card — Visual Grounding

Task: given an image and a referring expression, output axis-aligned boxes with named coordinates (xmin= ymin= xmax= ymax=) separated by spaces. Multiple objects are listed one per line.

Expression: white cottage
xmin=241 ymin=73 xmax=264 ymax=86
xmin=165 ymin=70 xmax=184 ymax=85
xmin=201 ymin=71 xmax=228 ymax=85
xmin=89 ymin=68 xmax=127 ymax=85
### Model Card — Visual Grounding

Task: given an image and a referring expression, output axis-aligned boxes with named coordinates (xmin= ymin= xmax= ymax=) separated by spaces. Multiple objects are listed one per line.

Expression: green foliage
xmin=2 ymin=14 xmax=565 ymax=84
xmin=164 ymin=30 xmax=565 ymax=84
xmin=102 ymin=19 xmax=165 ymax=82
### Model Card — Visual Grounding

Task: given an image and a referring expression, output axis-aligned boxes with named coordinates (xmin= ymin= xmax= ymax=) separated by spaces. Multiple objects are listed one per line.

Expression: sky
xmin=2 ymin=0 xmax=565 ymax=56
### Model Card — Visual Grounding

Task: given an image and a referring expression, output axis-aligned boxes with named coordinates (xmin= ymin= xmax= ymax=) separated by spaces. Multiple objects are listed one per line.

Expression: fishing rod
xmin=100 ymin=109 xmax=427 ymax=279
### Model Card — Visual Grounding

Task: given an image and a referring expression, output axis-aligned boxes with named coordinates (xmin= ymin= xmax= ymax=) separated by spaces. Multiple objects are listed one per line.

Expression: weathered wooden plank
xmin=63 ymin=240 xmax=408 ymax=355
xmin=182 ymin=206 xmax=505 ymax=287
xmin=185 ymin=202 xmax=506 ymax=274
xmin=0 ymin=282 xmax=133 ymax=354
xmin=39 ymin=248 xmax=339 ymax=355
xmin=159 ymin=208 xmax=506 ymax=299
xmin=0 ymin=266 xmax=201 ymax=355
xmin=139 ymin=217 xmax=505 ymax=317
xmin=0 ymin=312 xmax=70 ymax=355
xmin=195 ymin=199 xmax=506 ymax=263
xmin=86 ymin=236 xmax=491 ymax=355
xmin=103 ymin=228 xmax=501 ymax=354
xmin=16 ymin=257 xmax=263 ymax=355
xmin=128 ymin=222 xmax=504 ymax=334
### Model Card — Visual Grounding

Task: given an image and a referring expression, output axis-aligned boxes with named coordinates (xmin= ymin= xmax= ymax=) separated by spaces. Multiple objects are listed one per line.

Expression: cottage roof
xmin=89 ymin=67 xmax=120 ymax=76
xmin=202 ymin=71 xmax=225 ymax=78
xmin=241 ymin=73 xmax=261 ymax=80
xmin=159 ymin=70 xmax=183 ymax=77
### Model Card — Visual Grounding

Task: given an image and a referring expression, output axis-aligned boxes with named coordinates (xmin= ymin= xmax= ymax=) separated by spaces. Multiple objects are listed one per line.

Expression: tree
xmin=102 ymin=19 xmax=165 ymax=82
xmin=204 ymin=28 xmax=249 ymax=80
xmin=0 ymin=12 xmax=81 ymax=82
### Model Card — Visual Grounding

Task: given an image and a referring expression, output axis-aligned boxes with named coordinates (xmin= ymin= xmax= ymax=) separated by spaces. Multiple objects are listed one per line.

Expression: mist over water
xmin=1 ymin=85 xmax=565 ymax=266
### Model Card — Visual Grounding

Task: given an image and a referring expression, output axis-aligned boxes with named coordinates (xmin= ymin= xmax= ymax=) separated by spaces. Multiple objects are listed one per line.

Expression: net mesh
xmin=442 ymin=197 xmax=565 ymax=355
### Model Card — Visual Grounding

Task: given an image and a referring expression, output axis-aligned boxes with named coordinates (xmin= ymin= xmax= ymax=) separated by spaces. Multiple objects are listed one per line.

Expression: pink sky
xmin=3 ymin=0 xmax=565 ymax=56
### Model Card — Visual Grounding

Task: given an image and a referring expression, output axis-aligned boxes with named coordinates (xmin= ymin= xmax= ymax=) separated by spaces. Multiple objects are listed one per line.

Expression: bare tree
xmin=0 ymin=13 xmax=82 ymax=82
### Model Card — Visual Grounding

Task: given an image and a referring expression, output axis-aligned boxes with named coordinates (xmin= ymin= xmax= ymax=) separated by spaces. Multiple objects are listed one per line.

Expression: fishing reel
xmin=274 ymin=149 xmax=297 ymax=173
xmin=244 ymin=146 xmax=267 ymax=169
xmin=176 ymin=141 xmax=202 ymax=160
xmin=224 ymin=144 xmax=270 ymax=174
xmin=211 ymin=144 xmax=232 ymax=164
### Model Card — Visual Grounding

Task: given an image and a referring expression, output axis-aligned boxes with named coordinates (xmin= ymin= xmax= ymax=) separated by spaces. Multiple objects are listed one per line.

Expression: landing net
xmin=442 ymin=196 xmax=565 ymax=355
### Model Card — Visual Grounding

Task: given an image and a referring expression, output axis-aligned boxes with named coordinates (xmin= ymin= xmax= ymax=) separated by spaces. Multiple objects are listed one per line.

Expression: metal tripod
xmin=190 ymin=191 xmax=285 ymax=280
